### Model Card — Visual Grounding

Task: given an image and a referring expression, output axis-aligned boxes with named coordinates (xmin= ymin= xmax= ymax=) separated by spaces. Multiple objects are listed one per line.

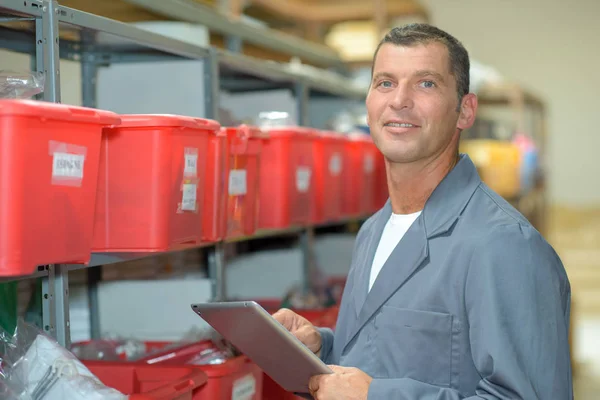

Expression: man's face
xmin=366 ymin=42 xmax=475 ymax=165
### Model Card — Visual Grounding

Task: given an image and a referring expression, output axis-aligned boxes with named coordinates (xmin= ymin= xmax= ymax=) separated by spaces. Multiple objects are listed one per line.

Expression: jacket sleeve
xmin=367 ymin=223 xmax=573 ymax=399
xmin=317 ymin=327 xmax=335 ymax=364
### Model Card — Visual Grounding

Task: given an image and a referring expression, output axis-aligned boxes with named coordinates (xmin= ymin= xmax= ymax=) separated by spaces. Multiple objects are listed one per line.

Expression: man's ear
xmin=457 ymin=93 xmax=478 ymax=131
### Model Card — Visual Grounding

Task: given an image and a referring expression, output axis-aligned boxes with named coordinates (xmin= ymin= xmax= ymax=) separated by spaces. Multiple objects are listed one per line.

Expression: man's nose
xmin=389 ymin=83 xmax=414 ymax=110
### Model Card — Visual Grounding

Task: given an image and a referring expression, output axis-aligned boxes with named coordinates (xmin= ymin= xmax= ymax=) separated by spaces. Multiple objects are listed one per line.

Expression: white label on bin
xmin=181 ymin=183 xmax=197 ymax=211
xmin=364 ymin=154 xmax=375 ymax=174
xmin=52 ymin=152 xmax=85 ymax=179
xmin=184 ymin=153 xmax=198 ymax=177
xmin=232 ymin=374 xmax=256 ymax=400
xmin=296 ymin=167 xmax=311 ymax=193
xmin=329 ymin=152 xmax=342 ymax=176
xmin=229 ymin=169 xmax=247 ymax=196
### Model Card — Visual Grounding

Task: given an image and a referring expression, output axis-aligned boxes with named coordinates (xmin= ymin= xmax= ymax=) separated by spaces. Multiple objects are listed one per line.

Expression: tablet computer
xmin=191 ymin=301 xmax=332 ymax=394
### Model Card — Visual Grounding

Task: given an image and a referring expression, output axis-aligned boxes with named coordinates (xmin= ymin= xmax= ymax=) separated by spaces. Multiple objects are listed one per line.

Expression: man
xmin=274 ymin=24 xmax=573 ymax=399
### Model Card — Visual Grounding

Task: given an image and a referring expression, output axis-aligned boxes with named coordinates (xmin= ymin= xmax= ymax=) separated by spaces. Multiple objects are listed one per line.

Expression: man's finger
xmin=308 ymin=374 xmax=322 ymax=395
xmin=272 ymin=308 xmax=294 ymax=329
xmin=327 ymin=365 xmax=348 ymax=374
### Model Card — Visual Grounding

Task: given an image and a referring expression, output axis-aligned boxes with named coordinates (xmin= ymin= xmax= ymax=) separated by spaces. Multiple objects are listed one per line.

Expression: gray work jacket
xmin=319 ymin=154 xmax=573 ymax=399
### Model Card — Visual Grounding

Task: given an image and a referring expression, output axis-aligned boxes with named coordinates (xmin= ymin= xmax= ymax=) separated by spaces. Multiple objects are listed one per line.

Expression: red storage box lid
xmin=318 ymin=131 xmax=346 ymax=141
xmin=262 ymin=126 xmax=317 ymax=138
xmin=223 ymin=125 xmax=268 ymax=139
xmin=0 ymin=99 xmax=120 ymax=125
xmin=346 ymin=132 xmax=374 ymax=143
xmin=115 ymin=114 xmax=220 ymax=131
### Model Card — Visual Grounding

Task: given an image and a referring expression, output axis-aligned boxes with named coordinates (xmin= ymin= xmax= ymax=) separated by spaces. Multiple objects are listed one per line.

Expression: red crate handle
xmin=129 ymin=369 xmax=208 ymax=400
xmin=191 ymin=117 xmax=221 ymax=132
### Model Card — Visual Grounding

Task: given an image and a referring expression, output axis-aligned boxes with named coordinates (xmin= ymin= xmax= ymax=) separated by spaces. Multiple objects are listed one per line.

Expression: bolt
xmin=44 ymin=325 xmax=50 ymax=331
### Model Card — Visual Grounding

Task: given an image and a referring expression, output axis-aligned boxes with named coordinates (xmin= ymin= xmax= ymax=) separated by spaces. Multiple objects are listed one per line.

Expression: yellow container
xmin=460 ymin=139 xmax=522 ymax=198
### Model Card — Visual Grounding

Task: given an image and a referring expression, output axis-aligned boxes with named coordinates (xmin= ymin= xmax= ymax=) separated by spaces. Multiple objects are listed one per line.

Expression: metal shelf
xmin=121 ymin=0 xmax=345 ymax=69
xmin=218 ymin=49 xmax=366 ymax=100
xmin=57 ymin=5 xmax=210 ymax=60
xmin=0 ymin=0 xmax=42 ymax=18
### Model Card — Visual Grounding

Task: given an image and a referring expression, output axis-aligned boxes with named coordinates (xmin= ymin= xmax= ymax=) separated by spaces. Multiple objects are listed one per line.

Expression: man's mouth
xmin=384 ymin=122 xmax=419 ymax=128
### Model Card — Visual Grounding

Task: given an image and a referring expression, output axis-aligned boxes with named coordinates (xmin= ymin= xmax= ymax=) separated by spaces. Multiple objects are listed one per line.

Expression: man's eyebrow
xmin=414 ymin=70 xmax=446 ymax=83
xmin=372 ymin=72 xmax=395 ymax=81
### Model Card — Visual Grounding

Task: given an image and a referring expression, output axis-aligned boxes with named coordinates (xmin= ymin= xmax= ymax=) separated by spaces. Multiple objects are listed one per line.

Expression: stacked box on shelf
xmin=258 ymin=127 xmax=316 ymax=229
xmin=85 ymin=361 xmax=208 ymax=399
xmin=224 ymin=126 xmax=266 ymax=238
xmin=203 ymin=125 xmax=266 ymax=241
xmin=202 ymin=129 xmax=228 ymax=242
xmin=92 ymin=115 xmax=220 ymax=252
xmin=0 ymin=100 xmax=119 ymax=277
xmin=342 ymin=133 xmax=379 ymax=217
xmin=311 ymin=131 xmax=345 ymax=224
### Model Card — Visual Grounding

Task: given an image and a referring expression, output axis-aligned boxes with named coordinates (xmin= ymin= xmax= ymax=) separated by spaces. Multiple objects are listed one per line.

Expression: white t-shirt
xmin=368 ymin=211 xmax=422 ymax=292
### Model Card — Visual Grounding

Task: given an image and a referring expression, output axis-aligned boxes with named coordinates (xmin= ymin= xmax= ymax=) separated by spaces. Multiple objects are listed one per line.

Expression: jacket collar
xmin=421 ymin=153 xmax=481 ymax=238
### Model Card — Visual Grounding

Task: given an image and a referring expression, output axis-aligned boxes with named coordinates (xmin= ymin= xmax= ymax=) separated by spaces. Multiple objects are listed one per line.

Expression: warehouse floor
xmin=547 ymin=206 xmax=600 ymax=398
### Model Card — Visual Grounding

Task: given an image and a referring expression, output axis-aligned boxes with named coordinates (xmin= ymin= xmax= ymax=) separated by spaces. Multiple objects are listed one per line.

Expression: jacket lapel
xmin=351 ymin=202 xmax=391 ymax=318
xmin=343 ymin=215 xmax=428 ymax=350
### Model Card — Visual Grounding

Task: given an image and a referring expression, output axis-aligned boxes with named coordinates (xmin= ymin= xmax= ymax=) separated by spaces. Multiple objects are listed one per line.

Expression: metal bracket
xmin=36 ymin=0 xmax=61 ymax=102
xmin=295 ymin=81 xmax=309 ymax=126
xmin=208 ymin=244 xmax=226 ymax=301
xmin=41 ymin=265 xmax=56 ymax=337
xmin=204 ymin=47 xmax=219 ymax=120
xmin=53 ymin=264 xmax=70 ymax=348
xmin=300 ymin=228 xmax=315 ymax=294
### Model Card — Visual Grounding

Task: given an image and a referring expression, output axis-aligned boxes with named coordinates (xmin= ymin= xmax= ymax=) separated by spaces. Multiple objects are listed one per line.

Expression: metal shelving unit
xmin=0 ymin=0 xmax=369 ymax=349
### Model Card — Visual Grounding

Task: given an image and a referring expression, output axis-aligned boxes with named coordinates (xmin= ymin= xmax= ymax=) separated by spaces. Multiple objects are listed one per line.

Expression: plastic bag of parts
xmin=70 ymin=336 xmax=147 ymax=362
xmin=0 ymin=319 xmax=126 ymax=400
xmin=0 ymin=70 xmax=45 ymax=99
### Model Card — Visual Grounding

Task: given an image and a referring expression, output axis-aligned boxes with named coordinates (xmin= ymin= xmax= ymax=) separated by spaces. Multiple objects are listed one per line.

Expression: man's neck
xmin=386 ymin=149 xmax=459 ymax=215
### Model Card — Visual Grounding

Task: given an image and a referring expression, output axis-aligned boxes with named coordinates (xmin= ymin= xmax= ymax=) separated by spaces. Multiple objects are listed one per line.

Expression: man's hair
xmin=373 ymin=23 xmax=470 ymax=103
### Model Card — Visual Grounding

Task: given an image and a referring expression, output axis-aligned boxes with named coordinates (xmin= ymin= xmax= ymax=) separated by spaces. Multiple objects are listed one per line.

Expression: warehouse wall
xmin=422 ymin=0 xmax=600 ymax=206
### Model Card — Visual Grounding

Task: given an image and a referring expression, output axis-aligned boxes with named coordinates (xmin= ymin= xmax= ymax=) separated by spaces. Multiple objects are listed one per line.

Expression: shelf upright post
xmin=204 ymin=47 xmax=225 ymax=301
xmin=208 ymin=244 xmax=226 ymax=301
xmin=36 ymin=0 xmax=61 ymax=102
xmin=294 ymin=81 xmax=313 ymax=294
xmin=81 ymin=31 xmax=98 ymax=108
xmin=204 ymin=47 xmax=219 ymax=120
xmin=41 ymin=265 xmax=56 ymax=337
xmin=295 ymin=81 xmax=309 ymax=126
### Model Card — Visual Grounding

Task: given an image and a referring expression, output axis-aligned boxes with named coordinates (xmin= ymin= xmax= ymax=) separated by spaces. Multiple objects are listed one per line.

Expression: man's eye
xmin=420 ymin=81 xmax=436 ymax=89
xmin=378 ymin=80 xmax=393 ymax=88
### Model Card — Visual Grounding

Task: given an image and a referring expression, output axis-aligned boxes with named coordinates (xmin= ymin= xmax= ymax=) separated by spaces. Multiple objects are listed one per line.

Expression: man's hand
xmin=308 ymin=365 xmax=373 ymax=400
xmin=272 ymin=308 xmax=322 ymax=356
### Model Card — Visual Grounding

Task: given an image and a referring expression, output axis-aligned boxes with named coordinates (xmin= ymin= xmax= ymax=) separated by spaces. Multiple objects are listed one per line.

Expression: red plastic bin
xmin=0 ymin=99 xmax=119 ymax=277
xmin=139 ymin=341 xmax=263 ymax=400
xmin=258 ymin=127 xmax=316 ymax=229
xmin=92 ymin=115 xmax=220 ymax=252
xmin=342 ymin=133 xmax=379 ymax=217
xmin=85 ymin=360 xmax=208 ymax=400
xmin=373 ymin=149 xmax=388 ymax=211
xmin=202 ymin=129 xmax=228 ymax=242
xmin=311 ymin=131 xmax=345 ymax=224
xmin=223 ymin=126 xmax=265 ymax=238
